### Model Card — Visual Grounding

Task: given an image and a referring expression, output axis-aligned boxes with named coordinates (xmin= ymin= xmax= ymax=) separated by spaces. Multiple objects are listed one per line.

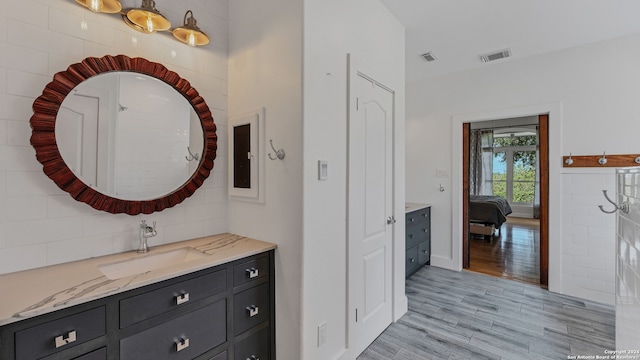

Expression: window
xmin=491 ymin=133 xmax=537 ymax=205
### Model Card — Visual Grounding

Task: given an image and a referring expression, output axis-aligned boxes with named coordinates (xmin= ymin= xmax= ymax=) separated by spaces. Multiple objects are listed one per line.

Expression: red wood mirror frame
xmin=30 ymin=54 xmax=217 ymax=215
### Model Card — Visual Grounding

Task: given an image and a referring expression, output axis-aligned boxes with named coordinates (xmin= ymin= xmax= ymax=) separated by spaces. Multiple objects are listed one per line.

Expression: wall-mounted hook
xmin=598 ymin=190 xmax=629 ymax=214
xmin=439 ymin=184 xmax=445 ymax=192
xmin=635 ymin=156 xmax=640 ymax=164
xmin=268 ymin=139 xmax=285 ymax=160
xmin=598 ymin=152 xmax=607 ymax=165
xmin=565 ymin=153 xmax=574 ymax=165
xmin=185 ymin=147 xmax=200 ymax=162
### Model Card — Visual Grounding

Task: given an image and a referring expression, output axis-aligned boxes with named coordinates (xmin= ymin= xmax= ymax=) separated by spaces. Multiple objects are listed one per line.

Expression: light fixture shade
xmin=75 ymin=0 xmax=122 ymax=13
xmin=172 ymin=10 xmax=210 ymax=46
xmin=125 ymin=0 xmax=170 ymax=33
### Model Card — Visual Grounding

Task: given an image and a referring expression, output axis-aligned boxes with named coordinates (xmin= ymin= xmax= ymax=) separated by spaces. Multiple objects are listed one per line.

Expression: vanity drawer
xmin=406 ymin=207 xmax=429 ymax=227
xmin=234 ymin=283 xmax=270 ymax=336
xmin=234 ymin=327 xmax=270 ymax=360
xmin=405 ymin=246 xmax=419 ymax=277
xmin=120 ymin=269 xmax=227 ymax=328
xmin=418 ymin=240 xmax=430 ymax=265
xmin=73 ymin=347 xmax=107 ymax=360
xmin=120 ymin=300 xmax=226 ymax=360
xmin=233 ymin=255 xmax=269 ymax=287
xmin=209 ymin=350 xmax=227 ymax=360
xmin=406 ymin=224 xmax=429 ymax=248
xmin=15 ymin=306 xmax=105 ymax=360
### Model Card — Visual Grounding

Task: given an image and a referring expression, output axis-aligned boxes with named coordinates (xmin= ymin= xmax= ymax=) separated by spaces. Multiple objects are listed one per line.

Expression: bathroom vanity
xmin=405 ymin=203 xmax=431 ymax=278
xmin=0 ymin=234 xmax=276 ymax=360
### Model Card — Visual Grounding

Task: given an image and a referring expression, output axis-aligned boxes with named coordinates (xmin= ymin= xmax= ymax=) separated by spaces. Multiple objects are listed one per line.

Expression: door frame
xmin=462 ymin=114 xmax=549 ymax=286
xmin=450 ymin=103 xmax=562 ymax=293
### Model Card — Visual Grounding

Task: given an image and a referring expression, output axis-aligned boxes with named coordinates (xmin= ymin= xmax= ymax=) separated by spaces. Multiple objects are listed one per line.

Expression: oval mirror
xmin=30 ymin=55 xmax=217 ymax=215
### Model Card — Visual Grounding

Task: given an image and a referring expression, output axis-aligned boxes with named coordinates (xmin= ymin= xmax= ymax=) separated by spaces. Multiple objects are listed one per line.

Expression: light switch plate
xmin=318 ymin=160 xmax=328 ymax=180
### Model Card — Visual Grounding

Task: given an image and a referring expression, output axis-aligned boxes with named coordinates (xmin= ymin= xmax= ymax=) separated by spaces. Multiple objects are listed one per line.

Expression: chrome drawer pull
xmin=176 ymin=337 xmax=190 ymax=352
xmin=409 ymin=218 xmax=414 ymax=222
xmin=176 ymin=293 xmax=190 ymax=305
xmin=410 ymin=258 xmax=415 ymax=263
xmin=246 ymin=305 xmax=259 ymax=317
xmin=246 ymin=356 xmax=259 ymax=360
xmin=423 ymin=229 xmax=428 ymax=233
xmin=55 ymin=330 xmax=77 ymax=348
xmin=246 ymin=267 xmax=259 ymax=279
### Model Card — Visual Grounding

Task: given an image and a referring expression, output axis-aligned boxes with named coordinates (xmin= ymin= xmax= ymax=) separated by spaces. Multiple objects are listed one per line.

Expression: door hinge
xmin=355 ymin=308 xmax=358 ymax=322
xmin=356 ymin=97 xmax=359 ymax=111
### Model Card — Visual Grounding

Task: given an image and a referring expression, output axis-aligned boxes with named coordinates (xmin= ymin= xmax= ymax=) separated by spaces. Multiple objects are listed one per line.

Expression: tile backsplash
xmin=561 ymin=172 xmax=616 ymax=304
xmin=0 ymin=0 xmax=229 ymax=274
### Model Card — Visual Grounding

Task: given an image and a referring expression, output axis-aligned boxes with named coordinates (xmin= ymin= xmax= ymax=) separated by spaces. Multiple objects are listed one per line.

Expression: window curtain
xmin=533 ymin=126 xmax=541 ymax=219
xmin=469 ymin=129 xmax=493 ymax=195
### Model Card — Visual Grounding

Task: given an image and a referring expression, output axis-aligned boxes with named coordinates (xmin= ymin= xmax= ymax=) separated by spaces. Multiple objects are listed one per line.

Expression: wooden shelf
xmin=562 ymin=154 xmax=640 ymax=168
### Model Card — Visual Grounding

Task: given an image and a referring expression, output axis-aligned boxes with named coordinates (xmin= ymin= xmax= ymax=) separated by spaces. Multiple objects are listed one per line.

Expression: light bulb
xmin=146 ymin=14 xmax=154 ymax=33
xmin=89 ymin=0 xmax=103 ymax=12
xmin=187 ymin=32 xmax=196 ymax=47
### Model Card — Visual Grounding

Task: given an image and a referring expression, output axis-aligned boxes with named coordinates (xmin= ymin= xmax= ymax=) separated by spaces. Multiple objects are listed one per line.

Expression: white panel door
xmin=57 ymin=94 xmax=99 ymax=187
xmin=348 ymin=69 xmax=394 ymax=356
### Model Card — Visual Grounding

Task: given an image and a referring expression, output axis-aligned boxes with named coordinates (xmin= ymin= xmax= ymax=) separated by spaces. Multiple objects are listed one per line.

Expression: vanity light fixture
xmin=123 ymin=0 xmax=171 ymax=34
xmin=172 ymin=10 xmax=210 ymax=47
xmin=75 ymin=0 xmax=122 ymax=13
xmin=75 ymin=0 xmax=210 ymax=46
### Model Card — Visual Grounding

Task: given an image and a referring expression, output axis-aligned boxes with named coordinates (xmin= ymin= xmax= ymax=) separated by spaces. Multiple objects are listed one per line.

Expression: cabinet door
xmin=120 ymin=300 xmax=226 ymax=360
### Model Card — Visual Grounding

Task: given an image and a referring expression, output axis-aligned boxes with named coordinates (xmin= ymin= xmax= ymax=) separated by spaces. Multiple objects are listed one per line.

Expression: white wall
xmin=303 ymin=1 xmax=405 ymax=359
xmin=228 ymin=0 xmax=303 ymax=359
xmin=406 ymin=33 xmax=640 ymax=304
xmin=0 ymin=0 xmax=229 ymax=273
xmin=228 ymin=1 xmax=405 ymax=359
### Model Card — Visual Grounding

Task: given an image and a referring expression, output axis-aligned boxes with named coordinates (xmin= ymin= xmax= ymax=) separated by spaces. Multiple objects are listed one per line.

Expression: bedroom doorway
xmin=462 ymin=114 xmax=549 ymax=287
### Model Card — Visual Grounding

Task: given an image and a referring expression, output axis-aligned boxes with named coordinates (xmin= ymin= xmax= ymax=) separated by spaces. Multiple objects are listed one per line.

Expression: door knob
xmin=386 ymin=216 xmax=396 ymax=225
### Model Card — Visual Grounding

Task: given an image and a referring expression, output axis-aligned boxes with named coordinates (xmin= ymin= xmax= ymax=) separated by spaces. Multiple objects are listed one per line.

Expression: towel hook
xmin=598 ymin=190 xmax=629 ymax=214
xmin=185 ymin=147 xmax=200 ymax=162
xmin=565 ymin=153 xmax=574 ymax=166
xmin=268 ymin=139 xmax=285 ymax=160
xmin=598 ymin=152 xmax=607 ymax=165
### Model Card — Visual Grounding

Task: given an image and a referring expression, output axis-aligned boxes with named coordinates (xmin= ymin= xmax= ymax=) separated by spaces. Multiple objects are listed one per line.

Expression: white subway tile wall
xmin=615 ymin=167 xmax=640 ymax=349
xmin=562 ymin=172 xmax=616 ymax=304
xmin=0 ymin=0 xmax=229 ymax=274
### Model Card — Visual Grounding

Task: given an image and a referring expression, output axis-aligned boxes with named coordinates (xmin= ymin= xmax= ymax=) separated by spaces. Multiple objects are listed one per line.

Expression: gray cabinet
xmin=406 ymin=206 xmax=431 ymax=278
xmin=0 ymin=250 xmax=275 ymax=360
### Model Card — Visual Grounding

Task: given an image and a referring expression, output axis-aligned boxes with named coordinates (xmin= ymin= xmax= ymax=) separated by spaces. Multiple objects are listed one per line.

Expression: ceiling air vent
xmin=420 ymin=52 xmax=437 ymax=62
xmin=479 ymin=48 xmax=511 ymax=63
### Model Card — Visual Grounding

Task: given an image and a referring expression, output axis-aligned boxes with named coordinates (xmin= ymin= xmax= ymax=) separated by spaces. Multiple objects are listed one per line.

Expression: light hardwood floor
xmin=468 ymin=217 xmax=541 ymax=286
xmin=358 ymin=266 xmax=615 ymax=360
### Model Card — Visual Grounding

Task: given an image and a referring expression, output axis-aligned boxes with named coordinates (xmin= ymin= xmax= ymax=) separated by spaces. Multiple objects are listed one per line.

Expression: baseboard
xmin=430 ymin=255 xmax=461 ymax=271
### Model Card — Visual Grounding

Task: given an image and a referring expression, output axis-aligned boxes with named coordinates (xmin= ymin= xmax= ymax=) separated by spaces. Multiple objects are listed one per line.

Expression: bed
xmin=469 ymin=195 xmax=512 ymax=239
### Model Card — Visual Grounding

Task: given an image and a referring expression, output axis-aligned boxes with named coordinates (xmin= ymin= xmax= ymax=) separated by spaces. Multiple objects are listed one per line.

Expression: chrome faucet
xmin=138 ymin=220 xmax=157 ymax=253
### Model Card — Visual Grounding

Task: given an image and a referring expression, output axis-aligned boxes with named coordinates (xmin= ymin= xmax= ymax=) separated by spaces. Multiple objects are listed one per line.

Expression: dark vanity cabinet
xmin=405 ymin=206 xmax=431 ymax=278
xmin=0 ymin=250 xmax=275 ymax=360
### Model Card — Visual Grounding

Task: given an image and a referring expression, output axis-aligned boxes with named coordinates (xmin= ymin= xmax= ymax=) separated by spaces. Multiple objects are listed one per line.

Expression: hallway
xmin=358 ymin=266 xmax=614 ymax=359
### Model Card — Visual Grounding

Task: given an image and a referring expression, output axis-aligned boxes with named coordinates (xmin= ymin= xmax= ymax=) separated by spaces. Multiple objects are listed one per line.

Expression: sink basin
xmin=97 ymin=248 xmax=208 ymax=280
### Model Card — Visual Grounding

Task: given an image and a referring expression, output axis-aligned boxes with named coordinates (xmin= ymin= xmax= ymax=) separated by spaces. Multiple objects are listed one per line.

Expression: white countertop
xmin=0 ymin=233 xmax=276 ymax=326
xmin=405 ymin=202 xmax=431 ymax=213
